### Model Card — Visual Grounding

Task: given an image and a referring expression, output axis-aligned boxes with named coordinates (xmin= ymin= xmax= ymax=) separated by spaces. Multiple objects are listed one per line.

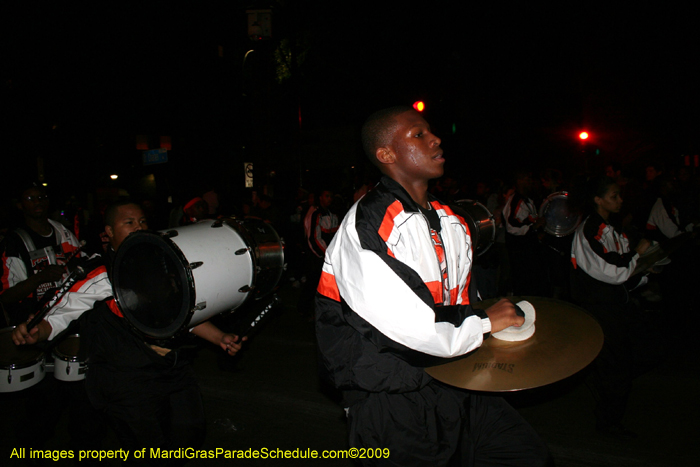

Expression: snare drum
xmin=52 ymin=335 xmax=86 ymax=382
xmin=539 ymin=191 xmax=581 ymax=237
xmin=0 ymin=327 xmax=45 ymax=392
xmin=112 ymin=218 xmax=284 ymax=340
xmin=452 ymin=200 xmax=496 ymax=256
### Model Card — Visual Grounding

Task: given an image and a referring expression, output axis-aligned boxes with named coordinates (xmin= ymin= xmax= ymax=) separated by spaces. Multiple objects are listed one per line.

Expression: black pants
xmin=81 ymin=302 xmax=206 ymax=466
xmin=86 ymin=363 xmax=206 ymax=466
xmin=347 ymin=382 xmax=549 ymax=466
xmin=570 ymin=267 xmax=662 ymax=429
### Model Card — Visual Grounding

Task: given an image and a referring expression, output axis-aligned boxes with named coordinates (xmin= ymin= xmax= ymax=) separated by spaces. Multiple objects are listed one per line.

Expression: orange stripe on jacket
xmin=378 ymin=201 xmax=404 ymax=243
xmin=67 ymin=265 xmax=108 ymax=293
xmin=425 ymin=281 xmax=442 ymax=304
xmin=107 ymin=297 xmax=124 ymax=317
xmin=442 ymin=203 xmax=473 ymax=305
xmin=595 ymin=224 xmax=609 ymax=253
xmin=0 ymin=251 xmax=10 ymax=292
xmin=317 ymin=270 xmax=340 ymax=302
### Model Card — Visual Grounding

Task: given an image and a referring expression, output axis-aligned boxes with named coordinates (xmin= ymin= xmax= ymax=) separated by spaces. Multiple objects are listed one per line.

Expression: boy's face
xmin=386 ymin=110 xmax=444 ymax=182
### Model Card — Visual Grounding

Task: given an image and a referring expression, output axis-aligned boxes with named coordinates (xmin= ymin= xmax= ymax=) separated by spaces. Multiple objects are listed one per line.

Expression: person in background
xmin=570 ymin=176 xmax=658 ymax=438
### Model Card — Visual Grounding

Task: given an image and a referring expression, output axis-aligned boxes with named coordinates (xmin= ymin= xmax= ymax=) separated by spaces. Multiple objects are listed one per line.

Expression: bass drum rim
xmin=224 ymin=218 xmax=285 ymax=302
xmin=112 ymin=230 xmax=196 ymax=340
xmin=452 ymin=199 xmax=496 ymax=257
xmin=539 ymin=191 xmax=581 ymax=237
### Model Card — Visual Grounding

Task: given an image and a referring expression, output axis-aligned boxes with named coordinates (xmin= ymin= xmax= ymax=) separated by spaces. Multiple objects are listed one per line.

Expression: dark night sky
xmin=2 ymin=2 xmax=699 ymax=199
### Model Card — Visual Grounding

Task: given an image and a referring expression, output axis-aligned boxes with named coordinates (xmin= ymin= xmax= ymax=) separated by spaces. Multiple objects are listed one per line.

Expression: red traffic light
xmin=412 ymin=101 xmax=425 ymax=112
xmin=579 ymin=131 xmax=589 ymax=140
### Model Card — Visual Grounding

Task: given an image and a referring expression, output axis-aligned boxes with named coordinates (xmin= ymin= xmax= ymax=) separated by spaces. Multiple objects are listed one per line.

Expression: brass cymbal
xmin=632 ymin=232 xmax=694 ymax=275
xmin=425 ymin=297 xmax=603 ymax=392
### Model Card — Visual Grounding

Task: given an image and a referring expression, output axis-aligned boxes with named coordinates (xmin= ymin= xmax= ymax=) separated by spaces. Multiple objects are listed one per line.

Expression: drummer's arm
xmin=12 ymin=318 xmax=52 ymax=346
xmin=635 ymin=238 xmax=651 ymax=255
xmin=0 ymin=264 xmax=65 ymax=306
xmin=190 ymin=321 xmax=247 ymax=356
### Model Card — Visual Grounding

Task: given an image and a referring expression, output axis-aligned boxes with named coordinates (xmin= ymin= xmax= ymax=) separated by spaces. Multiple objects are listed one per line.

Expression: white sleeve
xmin=647 ymin=198 xmax=681 ymax=238
xmin=45 ymin=269 xmax=113 ymax=340
xmin=330 ymin=222 xmax=488 ymax=359
xmin=3 ymin=256 xmax=29 ymax=287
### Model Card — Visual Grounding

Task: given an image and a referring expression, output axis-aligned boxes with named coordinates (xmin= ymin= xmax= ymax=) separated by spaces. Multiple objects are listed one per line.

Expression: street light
xmin=413 ymin=101 xmax=425 ymax=112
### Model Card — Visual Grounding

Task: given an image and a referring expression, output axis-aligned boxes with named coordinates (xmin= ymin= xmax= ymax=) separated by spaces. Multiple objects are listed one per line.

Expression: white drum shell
xmin=0 ymin=328 xmax=45 ymax=393
xmin=166 ymin=220 xmax=254 ymax=327
xmin=52 ymin=335 xmax=86 ymax=382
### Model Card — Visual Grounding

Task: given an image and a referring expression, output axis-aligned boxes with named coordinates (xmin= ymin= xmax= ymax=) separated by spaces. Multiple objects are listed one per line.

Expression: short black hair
xmin=361 ymin=106 xmax=413 ymax=164
xmin=104 ymin=200 xmax=141 ymax=227
xmin=15 ymin=181 xmax=45 ymax=201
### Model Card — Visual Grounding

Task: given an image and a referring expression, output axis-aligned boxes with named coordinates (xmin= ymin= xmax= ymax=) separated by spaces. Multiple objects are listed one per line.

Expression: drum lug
xmin=193 ymin=302 xmax=207 ymax=311
xmin=189 ymin=261 xmax=204 ymax=270
xmin=7 ymin=370 xmax=11 ymax=385
xmin=164 ymin=230 xmax=179 ymax=238
xmin=238 ymin=285 xmax=252 ymax=293
xmin=235 ymin=248 xmax=249 ymax=255
xmin=211 ymin=219 xmax=224 ymax=228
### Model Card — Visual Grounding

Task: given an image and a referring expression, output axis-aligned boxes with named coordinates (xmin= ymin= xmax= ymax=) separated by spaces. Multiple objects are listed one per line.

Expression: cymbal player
xmin=315 ymin=106 xmax=550 ymax=466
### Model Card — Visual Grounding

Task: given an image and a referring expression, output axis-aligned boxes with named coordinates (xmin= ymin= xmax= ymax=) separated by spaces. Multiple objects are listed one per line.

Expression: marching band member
xmin=316 ymin=106 xmax=549 ymax=466
xmin=570 ymin=176 xmax=653 ymax=438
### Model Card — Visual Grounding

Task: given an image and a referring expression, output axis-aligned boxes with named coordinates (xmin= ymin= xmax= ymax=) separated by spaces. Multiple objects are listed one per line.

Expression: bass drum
xmin=539 ymin=191 xmax=581 ymax=237
xmin=452 ymin=200 xmax=496 ymax=256
xmin=0 ymin=327 xmax=45 ymax=392
xmin=112 ymin=218 xmax=284 ymax=340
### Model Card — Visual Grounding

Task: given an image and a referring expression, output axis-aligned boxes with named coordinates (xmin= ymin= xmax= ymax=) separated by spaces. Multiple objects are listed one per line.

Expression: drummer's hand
xmin=534 ymin=217 xmax=546 ymax=230
xmin=220 ymin=334 xmax=248 ymax=356
xmin=33 ymin=265 xmax=65 ymax=285
xmin=635 ymin=238 xmax=651 ymax=255
xmin=485 ymin=299 xmax=525 ymax=334
xmin=12 ymin=318 xmax=39 ymax=346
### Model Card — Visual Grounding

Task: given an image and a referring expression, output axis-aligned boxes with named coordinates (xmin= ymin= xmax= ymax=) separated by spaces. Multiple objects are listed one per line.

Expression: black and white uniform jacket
xmin=571 ymin=213 xmax=642 ymax=286
xmin=315 ymin=176 xmax=491 ymax=397
xmin=503 ymin=192 xmax=538 ymax=236
xmin=646 ymin=197 xmax=694 ymax=241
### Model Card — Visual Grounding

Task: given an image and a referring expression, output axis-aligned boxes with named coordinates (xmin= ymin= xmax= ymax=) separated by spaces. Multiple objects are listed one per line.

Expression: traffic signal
xmin=412 ymin=101 xmax=425 ymax=112
xmin=579 ymin=131 xmax=589 ymax=140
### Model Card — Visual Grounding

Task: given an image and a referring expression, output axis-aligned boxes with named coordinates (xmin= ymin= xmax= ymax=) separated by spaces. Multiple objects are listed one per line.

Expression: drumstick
xmin=33 ymin=241 xmax=88 ymax=310
xmin=64 ymin=240 xmax=87 ymax=264
xmin=239 ymin=294 xmax=280 ymax=337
